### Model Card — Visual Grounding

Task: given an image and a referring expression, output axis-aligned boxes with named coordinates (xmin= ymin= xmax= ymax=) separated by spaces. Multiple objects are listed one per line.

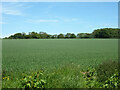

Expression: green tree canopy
xmin=57 ymin=33 xmax=64 ymax=38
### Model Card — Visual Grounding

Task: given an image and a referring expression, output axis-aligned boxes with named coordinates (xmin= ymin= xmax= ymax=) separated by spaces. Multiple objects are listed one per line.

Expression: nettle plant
xmin=22 ymin=71 xmax=46 ymax=88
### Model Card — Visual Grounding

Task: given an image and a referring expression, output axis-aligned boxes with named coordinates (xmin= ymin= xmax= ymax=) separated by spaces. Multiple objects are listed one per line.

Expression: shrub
xmin=83 ymin=60 xmax=120 ymax=88
xmin=95 ymin=60 xmax=119 ymax=82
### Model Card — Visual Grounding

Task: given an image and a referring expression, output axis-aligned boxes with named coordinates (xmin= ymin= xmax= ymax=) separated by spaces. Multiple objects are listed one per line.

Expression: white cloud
xmin=3 ymin=8 xmax=22 ymax=15
xmin=2 ymin=2 xmax=30 ymax=16
xmin=26 ymin=17 xmax=80 ymax=24
xmin=55 ymin=16 xmax=79 ymax=22
xmin=27 ymin=19 xmax=59 ymax=23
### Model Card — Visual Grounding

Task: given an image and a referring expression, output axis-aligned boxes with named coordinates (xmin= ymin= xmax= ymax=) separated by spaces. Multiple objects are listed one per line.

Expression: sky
xmin=1 ymin=2 xmax=118 ymax=38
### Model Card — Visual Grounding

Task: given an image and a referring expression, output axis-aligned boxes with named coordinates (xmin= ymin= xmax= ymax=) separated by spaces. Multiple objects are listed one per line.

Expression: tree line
xmin=4 ymin=28 xmax=120 ymax=39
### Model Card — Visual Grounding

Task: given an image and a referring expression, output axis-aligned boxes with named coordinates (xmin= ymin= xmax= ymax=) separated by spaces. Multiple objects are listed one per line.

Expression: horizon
xmin=1 ymin=27 xmax=119 ymax=38
xmin=1 ymin=2 xmax=118 ymax=38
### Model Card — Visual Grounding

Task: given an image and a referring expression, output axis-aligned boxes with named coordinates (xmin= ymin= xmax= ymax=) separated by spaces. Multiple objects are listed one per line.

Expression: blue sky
xmin=1 ymin=2 xmax=118 ymax=37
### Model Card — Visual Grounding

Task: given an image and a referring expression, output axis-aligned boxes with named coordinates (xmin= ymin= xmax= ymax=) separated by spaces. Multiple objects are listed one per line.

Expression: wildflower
xmin=7 ymin=77 xmax=9 ymax=80
xmin=3 ymin=77 xmax=8 ymax=80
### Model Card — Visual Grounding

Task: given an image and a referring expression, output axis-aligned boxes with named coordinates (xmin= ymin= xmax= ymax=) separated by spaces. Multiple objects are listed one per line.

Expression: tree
xmin=51 ymin=34 xmax=58 ymax=39
xmin=77 ymin=33 xmax=85 ymax=38
xmin=25 ymin=35 xmax=31 ymax=39
xmin=57 ymin=33 xmax=64 ymax=38
xmin=8 ymin=33 xmax=24 ymax=39
xmin=77 ymin=33 xmax=92 ymax=38
xmin=65 ymin=33 xmax=71 ymax=38
xmin=29 ymin=32 xmax=40 ymax=39
xmin=4 ymin=37 xmax=8 ymax=39
xmin=92 ymin=28 xmax=120 ymax=38
xmin=5 ymin=28 xmax=120 ymax=39
xmin=21 ymin=32 xmax=26 ymax=39
xmin=84 ymin=33 xmax=93 ymax=38
xmin=70 ymin=33 xmax=76 ymax=38
xmin=39 ymin=32 xmax=49 ymax=39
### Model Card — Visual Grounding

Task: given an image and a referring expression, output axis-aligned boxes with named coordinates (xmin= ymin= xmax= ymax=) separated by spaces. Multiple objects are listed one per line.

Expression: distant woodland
xmin=4 ymin=28 xmax=120 ymax=39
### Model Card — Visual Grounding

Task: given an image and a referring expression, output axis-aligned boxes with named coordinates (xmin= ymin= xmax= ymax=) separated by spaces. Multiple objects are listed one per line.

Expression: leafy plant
xmin=82 ymin=67 xmax=100 ymax=88
xmin=102 ymin=70 xmax=120 ymax=88
xmin=22 ymin=71 xmax=46 ymax=88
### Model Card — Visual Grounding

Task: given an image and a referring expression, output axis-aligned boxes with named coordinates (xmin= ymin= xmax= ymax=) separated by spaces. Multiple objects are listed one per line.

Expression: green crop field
xmin=2 ymin=39 xmax=118 ymax=88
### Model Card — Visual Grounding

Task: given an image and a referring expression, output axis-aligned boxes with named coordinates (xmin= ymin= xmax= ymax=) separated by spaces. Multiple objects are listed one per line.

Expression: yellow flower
xmin=5 ymin=77 xmax=7 ymax=79
xmin=3 ymin=76 xmax=10 ymax=80
xmin=7 ymin=77 xmax=9 ymax=80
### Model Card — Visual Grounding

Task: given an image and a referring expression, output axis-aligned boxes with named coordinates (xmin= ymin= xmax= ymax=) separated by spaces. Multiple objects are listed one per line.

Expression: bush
xmin=95 ymin=60 xmax=119 ymax=82
xmin=83 ymin=60 xmax=120 ymax=88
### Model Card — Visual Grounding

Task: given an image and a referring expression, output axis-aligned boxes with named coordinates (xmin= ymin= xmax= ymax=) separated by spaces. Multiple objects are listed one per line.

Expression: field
xmin=2 ymin=39 xmax=118 ymax=88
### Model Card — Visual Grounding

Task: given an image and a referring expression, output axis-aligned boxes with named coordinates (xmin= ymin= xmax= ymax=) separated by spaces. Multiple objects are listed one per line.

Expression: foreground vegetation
xmin=2 ymin=39 xmax=118 ymax=88
xmin=2 ymin=60 xmax=120 ymax=88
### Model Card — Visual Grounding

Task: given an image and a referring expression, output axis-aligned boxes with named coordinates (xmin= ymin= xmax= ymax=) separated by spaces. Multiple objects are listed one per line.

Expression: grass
xmin=2 ymin=39 xmax=118 ymax=88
